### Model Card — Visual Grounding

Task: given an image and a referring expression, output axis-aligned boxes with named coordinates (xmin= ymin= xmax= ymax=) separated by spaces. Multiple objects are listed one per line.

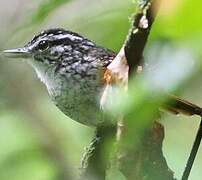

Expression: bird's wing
xmin=100 ymin=48 xmax=128 ymax=110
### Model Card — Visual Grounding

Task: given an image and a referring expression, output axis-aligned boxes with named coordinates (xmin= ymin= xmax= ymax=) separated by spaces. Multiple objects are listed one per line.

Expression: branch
xmin=164 ymin=95 xmax=202 ymax=116
xmin=182 ymin=118 xmax=202 ymax=180
xmin=116 ymin=0 xmax=176 ymax=179
xmin=125 ymin=0 xmax=160 ymax=75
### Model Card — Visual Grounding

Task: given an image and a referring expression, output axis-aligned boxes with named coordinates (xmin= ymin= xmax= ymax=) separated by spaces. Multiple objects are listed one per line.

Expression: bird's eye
xmin=38 ymin=40 xmax=49 ymax=51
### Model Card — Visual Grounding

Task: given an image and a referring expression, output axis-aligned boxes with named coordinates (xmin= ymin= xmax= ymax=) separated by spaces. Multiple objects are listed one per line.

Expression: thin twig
xmin=164 ymin=94 xmax=202 ymax=116
xmin=181 ymin=118 xmax=202 ymax=180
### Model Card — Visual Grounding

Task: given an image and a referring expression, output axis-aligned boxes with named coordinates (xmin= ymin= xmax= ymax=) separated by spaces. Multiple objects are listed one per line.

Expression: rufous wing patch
xmin=100 ymin=47 xmax=129 ymax=111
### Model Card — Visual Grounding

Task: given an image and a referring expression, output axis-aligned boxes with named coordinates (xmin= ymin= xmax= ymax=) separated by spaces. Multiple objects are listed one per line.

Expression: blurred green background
xmin=0 ymin=0 xmax=202 ymax=179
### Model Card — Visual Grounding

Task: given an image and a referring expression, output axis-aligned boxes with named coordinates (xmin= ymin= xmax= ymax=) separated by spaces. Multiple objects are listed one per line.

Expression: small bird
xmin=3 ymin=28 xmax=202 ymax=127
xmin=3 ymin=28 xmax=116 ymax=126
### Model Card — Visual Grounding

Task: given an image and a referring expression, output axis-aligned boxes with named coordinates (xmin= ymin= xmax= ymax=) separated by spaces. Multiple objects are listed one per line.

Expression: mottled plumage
xmin=8 ymin=28 xmax=116 ymax=126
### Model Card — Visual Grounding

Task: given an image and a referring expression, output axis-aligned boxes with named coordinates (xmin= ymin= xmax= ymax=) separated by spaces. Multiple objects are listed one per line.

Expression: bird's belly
xmin=50 ymin=81 xmax=105 ymax=126
xmin=57 ymin=99 xmax=103 ymax=126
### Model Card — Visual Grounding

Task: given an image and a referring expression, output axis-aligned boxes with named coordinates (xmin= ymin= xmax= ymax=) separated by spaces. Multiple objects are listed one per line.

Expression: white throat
xmin=28 ymin=60 xmax=62 ymax=97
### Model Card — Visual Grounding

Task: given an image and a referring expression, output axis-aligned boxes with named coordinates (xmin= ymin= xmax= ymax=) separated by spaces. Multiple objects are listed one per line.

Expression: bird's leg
xmin=80 ymin=125 xmax=116 ymax=180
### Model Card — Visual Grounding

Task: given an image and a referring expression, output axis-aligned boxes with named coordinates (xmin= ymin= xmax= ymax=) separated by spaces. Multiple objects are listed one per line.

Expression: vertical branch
xmin=116 ymin=0 xmax=176 ymax=179
xmin=125 ymin=0 xmax=160 ymax=75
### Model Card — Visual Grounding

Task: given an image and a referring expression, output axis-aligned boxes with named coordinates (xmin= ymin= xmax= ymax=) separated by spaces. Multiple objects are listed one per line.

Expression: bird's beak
xmin=2 ymin=48 xmax=31 ymax=59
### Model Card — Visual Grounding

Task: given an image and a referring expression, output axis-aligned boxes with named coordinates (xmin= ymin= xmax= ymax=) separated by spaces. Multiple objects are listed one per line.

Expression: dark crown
xmin=27 ymin=28 xmax=95 ymax=49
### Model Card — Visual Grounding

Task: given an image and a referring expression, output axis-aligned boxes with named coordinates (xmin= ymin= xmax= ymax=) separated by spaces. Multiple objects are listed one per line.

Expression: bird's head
xmin=3 ymin=28 xmax=96 ymax=69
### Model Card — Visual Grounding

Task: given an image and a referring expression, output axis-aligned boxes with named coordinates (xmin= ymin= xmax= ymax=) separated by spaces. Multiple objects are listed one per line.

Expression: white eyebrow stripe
xmin=29 ymin=32 xmax=85 ymax=49
xmin=56 ymin=34 xmax=83 ymax=41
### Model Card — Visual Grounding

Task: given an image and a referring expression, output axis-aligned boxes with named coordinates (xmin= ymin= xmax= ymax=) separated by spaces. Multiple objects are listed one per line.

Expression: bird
xmin=3 ymin=28 xmax=117 ymax=126
xmin=3 ymin=28 xmax=202 ymax=127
